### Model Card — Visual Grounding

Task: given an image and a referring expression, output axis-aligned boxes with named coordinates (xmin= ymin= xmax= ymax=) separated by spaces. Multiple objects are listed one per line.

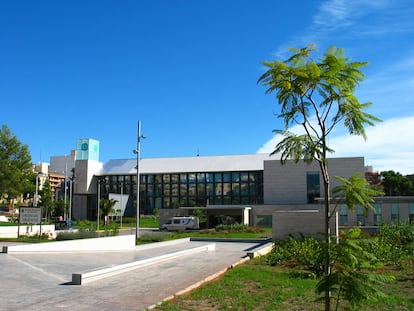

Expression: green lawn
xmin=153 ymin=259 xmax=414 ymax=311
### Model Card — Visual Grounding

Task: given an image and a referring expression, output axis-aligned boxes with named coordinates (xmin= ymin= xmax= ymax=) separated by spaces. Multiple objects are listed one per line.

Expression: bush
xmin=215 ymin=223 xmax=248 ymax=232
xmin=364 ymin=221 xmax=414 ymax=268
xmin=214 ymin=223 xmax=267 ymax=233
xmin=56 ymin=230 xmax=98 ymax=241
xmin=266 ymin=236 xmax=323 ymax=274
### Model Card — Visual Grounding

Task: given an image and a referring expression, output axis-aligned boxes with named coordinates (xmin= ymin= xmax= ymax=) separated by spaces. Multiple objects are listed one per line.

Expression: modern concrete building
xmin=66 ymin=138 xmax=414 ymax=237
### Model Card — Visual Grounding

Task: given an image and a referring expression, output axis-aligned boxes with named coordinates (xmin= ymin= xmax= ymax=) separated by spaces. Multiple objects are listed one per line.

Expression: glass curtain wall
xmin=98 ymin=171 xmax=263 ymax=215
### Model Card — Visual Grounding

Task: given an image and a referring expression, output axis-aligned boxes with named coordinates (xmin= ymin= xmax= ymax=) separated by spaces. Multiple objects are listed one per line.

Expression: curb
xmin=189 ymin=237 xmax=272 ymax=244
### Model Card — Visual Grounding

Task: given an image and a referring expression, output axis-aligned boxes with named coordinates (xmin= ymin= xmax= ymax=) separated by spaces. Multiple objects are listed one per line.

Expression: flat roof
xmin=99 ymin=153 xmax=277 ymax=175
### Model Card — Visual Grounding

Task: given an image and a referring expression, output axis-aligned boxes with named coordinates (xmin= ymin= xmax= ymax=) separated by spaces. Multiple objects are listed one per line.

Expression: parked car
xmin=161 ymin=216 xmax=199 ymax=231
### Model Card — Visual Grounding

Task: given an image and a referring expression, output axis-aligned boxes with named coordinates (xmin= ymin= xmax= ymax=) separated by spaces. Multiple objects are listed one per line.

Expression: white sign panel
xmin=108 ymin=193 xmax=129 ymax=216
xmin=20 ymin=207 xmax=41 ymax=224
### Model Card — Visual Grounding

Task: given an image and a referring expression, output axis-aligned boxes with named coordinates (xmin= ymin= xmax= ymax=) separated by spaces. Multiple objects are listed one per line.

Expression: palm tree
xmin=100 ymin=198 xmax=117 ymax=226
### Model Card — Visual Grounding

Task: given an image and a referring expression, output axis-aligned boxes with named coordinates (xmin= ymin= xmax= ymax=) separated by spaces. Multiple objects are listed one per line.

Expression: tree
xmin=380 ymin=170 xmax=414 ymax=196
xmin=0 ymin=125 xmax=32 ymax=207
xmin=39 ymin=179 xmax=54 ymax=220
xmin=258 ymin=44 xmax=381 ymax=311
xmin=54 ymin=198 xmax=66 ymax=220
xmin=319 ymin=173 xmax=387 ymax=309
xmin=100 ymin=198 xmax=117 ymax=226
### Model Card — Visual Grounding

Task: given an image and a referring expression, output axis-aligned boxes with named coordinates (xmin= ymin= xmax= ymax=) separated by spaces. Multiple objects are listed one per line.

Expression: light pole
xmin=120 ymin=177 xmax=123 ymax=228
xmin=97 ymin=178 xmax=101 ymax=231
xmin=34 ymin=173 xmax=39 ymax=207
xmin=133 ymin=120 xmax=146 ymax=240
xmin=63 ymin=162 xmax=68 ymax=220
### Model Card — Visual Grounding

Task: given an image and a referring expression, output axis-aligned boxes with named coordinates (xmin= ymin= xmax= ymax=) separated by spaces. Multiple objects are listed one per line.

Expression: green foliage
xmin=266 ymin=236 xmax=323 ymax=275
xmin=364 ymin=221 xmax=414 ymax=268
xmin=333 ymin=173 xmax=384 ymax=213
xmin=54 ymin=198 xmax=66 ymax=219
xmin=55 ymin=230 xmax=98 ymax=241
xmin=215 ymin=223 xmax=249 ymax=232
xmin=258 ymin=44 xmax=380 ymax=163
xmin=75 ymin=219 xmax=96 ymax=230
xmin=100 ymin=198 xmax=117 ymax=225
xmin=0 ymin=125 xmax=33 ymax=202
xmin=380 ymin=170 xmax=414 ymax=196
xmin=100 ymin=198 xmax=117 ymax=217
xmin=39 ymin=179 xmax=54 ymax=220
xmin=316 ymin=229 xmax=394 ymax=310
xmin=378 ymin=220 xmax=414 ymax=245
xmin=264 ymin=226 xmax=412 ymax=310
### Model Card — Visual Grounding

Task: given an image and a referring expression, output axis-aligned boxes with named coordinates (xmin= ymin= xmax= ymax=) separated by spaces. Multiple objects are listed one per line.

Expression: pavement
xmin=0 ymin=238 xmax=267 ymax=311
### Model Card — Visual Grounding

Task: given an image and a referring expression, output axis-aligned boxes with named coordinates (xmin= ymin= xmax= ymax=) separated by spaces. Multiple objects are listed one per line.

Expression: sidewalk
xmin=0 ymin=239 xmax=265 ymax=311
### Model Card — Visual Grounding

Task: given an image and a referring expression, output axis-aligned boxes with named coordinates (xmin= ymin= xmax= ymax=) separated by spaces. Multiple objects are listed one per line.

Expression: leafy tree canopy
xmin=0 ymin=125 xmax=32 ymax=202
xmin=258 ymin=44 xmax=381 ymax=164
xmin=380 ymin=170 xmax=414 ymax=196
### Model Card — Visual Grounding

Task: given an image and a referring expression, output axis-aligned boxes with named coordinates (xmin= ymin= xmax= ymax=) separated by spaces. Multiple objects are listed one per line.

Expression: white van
xmin=161 ymin=216 xmax=199 ymax=231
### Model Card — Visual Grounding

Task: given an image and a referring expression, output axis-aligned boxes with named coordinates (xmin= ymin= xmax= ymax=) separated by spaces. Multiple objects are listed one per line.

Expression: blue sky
xmin=1 ymin=0 xmax=413 ymax=174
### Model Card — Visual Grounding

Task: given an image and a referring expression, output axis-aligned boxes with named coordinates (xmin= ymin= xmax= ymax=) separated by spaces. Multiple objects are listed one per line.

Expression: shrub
xmin=214 ymin=223 xmax=264 ymax=233
xmin=266 ymin=236 xmax=323 ymax=274
xmin=55 ymin=230 xmax=98 ymax=241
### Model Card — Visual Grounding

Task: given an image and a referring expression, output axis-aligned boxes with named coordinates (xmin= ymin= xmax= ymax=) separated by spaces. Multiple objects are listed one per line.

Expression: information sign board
xmin=19 ymin=207 xmax=42 ymax=224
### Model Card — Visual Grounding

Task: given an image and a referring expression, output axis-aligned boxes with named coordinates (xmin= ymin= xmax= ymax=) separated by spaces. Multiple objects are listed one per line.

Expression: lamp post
xmin=34 ymin=173 xmax=39 ymax=207
xmin=120 ymin=178 xmax=123 ymax=228
xmin=97 ymin=178 xmax=101 ymax=231
xmin=133 ymin=120 xmax=146 ymax=240
xmin=63 ymin=163 xmax=68 ymax=220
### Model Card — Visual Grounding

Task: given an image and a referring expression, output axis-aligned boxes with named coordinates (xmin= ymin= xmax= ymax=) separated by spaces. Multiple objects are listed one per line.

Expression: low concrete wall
xmin=72 ymin=242 xmax=216 ymax=285
xmin=272 ymin=210 xmax=337 ymax=239
xmin=0 ymin=225 xmax=55 ymax=238
xmin=2 ymin=234 xmax=136 ymax=253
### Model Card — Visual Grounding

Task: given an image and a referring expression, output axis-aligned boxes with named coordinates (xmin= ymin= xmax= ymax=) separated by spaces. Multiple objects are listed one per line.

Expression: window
xmin=340 ymin=204 xmax=348 ymax=225
xmin=391 ymin=203 xmax=399 ymax=222
xmin=103 ymin=170 xmax=264 ymax=214
xmin=374 ymin=204 xmax=382 ymax=225
xmin=409 ymin=203 xmax=414 ymax=223
xmin=254 ymin=215 xmax=272 ymax=227
xmin=307 ymin=172 xmax=320 ymax=203
xmin=163 ymin=174 xmax=170 ymax=183
xmin=356 ymin=205 xmax=366 ymax=225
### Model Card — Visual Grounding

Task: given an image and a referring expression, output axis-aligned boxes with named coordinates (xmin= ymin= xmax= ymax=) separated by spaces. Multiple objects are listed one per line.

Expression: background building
xmin=62 ymin=138 xmax=414 ymax=237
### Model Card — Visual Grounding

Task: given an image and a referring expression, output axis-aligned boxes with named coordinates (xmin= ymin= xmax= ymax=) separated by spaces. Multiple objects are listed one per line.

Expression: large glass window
xmin=101 ymin=170 xmax=264 ymax=215
xmin=307 ymin=172 xmax=320 ymax=203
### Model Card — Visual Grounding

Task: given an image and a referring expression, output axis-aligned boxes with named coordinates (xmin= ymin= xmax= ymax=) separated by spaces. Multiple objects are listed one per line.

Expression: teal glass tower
xmin=76 ymin=138 xmax=100 ymax=161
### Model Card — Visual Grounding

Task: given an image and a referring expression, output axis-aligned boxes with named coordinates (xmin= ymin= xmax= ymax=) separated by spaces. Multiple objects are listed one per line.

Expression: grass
xmin=153 ymin=259 xmax=414 ymax=311
xmin=166 ymin=227 xmax=272 ymax=239
xmin=136 ymin=227 xmax=272 ymax=245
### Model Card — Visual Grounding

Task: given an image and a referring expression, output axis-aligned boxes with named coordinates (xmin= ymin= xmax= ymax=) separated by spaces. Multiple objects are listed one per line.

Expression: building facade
xmin=67 ymin=139 xmax=413 ymax=235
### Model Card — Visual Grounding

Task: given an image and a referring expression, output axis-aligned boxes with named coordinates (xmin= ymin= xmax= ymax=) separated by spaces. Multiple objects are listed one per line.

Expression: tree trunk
xmin=319 ymin=157 xmax=331 ymax=311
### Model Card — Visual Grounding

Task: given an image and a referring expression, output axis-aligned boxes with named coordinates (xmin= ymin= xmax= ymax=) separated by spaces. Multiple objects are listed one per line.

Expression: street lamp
xmin=34 ymin=173 xmax=39 ymax=207
xmin=97 ymin=178 xmax=102 ymax=231
xmin=133 ymin=120 xmax=146 ymax=240
xmin=119 ymin=177 xmax=123 ymax=228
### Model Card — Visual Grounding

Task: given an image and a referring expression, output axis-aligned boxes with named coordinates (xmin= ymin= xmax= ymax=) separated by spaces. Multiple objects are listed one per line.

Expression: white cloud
xmin=257 ymin=116 xmax=414 ymax=175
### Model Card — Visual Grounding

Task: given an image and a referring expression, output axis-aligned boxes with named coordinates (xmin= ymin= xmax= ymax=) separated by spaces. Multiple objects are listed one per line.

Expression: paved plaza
xmin=0 ymin=240 xmax=263 ymax=311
